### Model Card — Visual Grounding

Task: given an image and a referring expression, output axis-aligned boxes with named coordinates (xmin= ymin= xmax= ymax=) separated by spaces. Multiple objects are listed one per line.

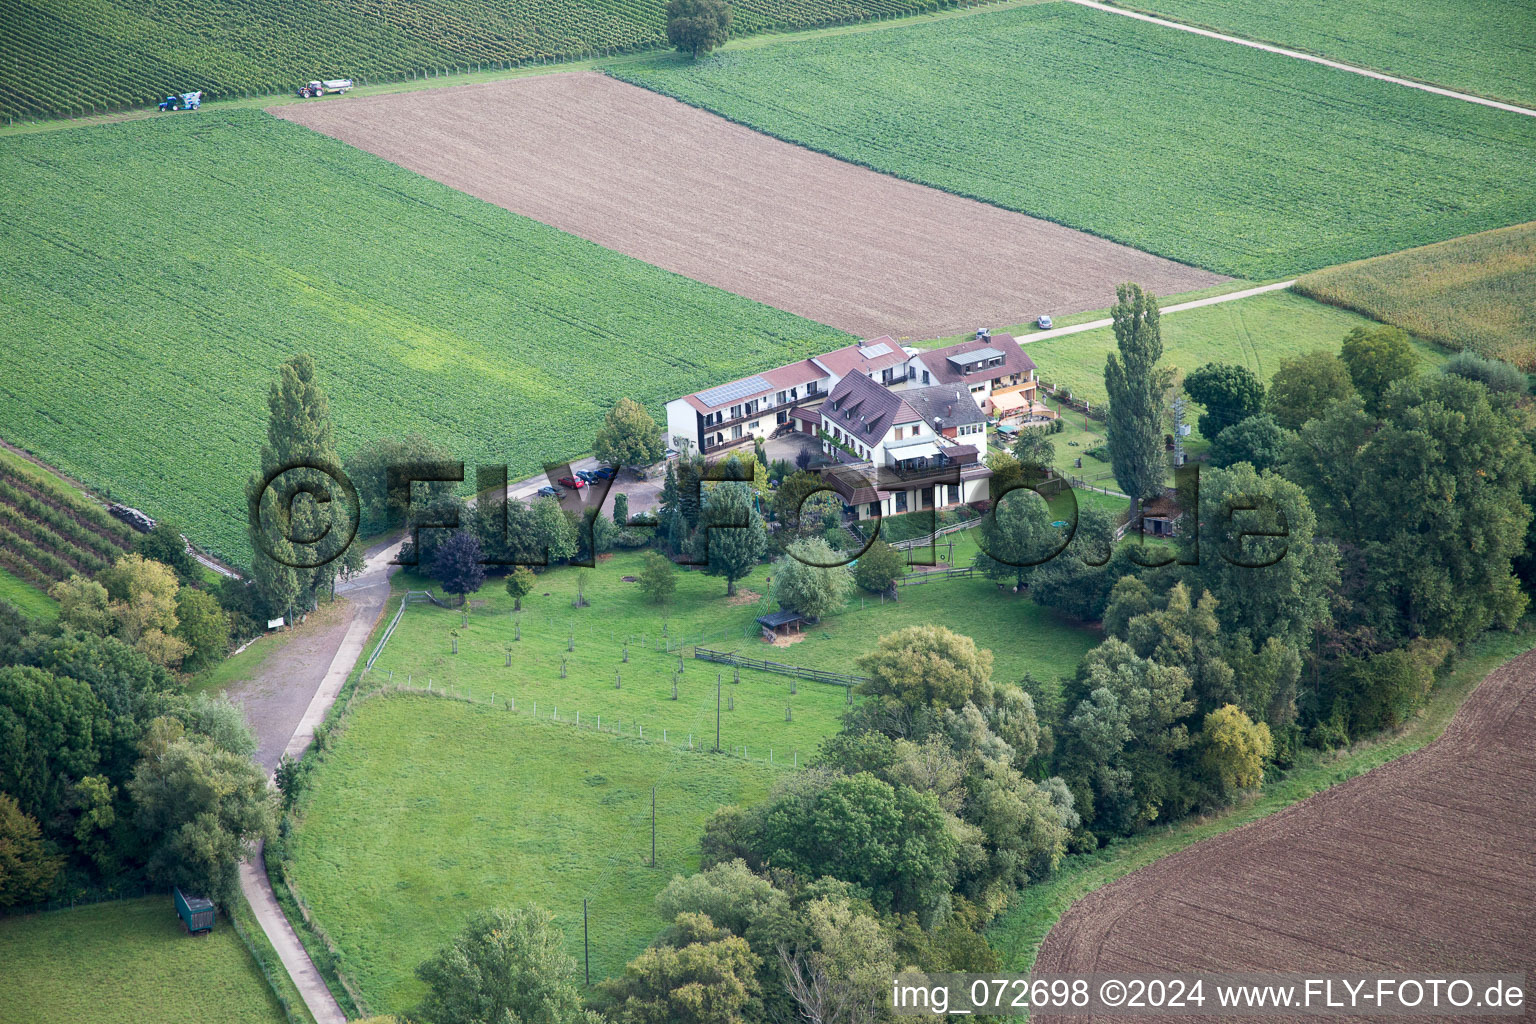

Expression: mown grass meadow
xmin=368 ymin=545 xmax=1098 ymax=728
xmin=1024 ymin=290 xmax=1449 ymax=441
xmin=0 ymin=898 xmax=288 ymax=1024
xmin=286 ymin=693 xmax=782 ymax=1012
xmin=611 ymin=2 xmax=1536 ymax=279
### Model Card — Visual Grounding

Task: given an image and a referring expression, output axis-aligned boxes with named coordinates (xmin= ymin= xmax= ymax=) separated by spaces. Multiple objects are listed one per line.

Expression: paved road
xmin=1066 ymin=0 xmax=1536 ymax=118
xmin=227 ymin=538 xmax=401 ymax=1024
xmin=1017 ymin=280 xmax=1297 ymax=346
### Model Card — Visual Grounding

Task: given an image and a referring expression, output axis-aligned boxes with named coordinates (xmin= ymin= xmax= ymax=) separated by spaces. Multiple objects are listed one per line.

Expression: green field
xmin=0 ymin=111 xmax=846 ymax=565
xmin=0 ymin=0 xmax=999 ymax=121
xmin=1296 ymin=221 xmax=1536 ymax=369
xmin=369 ymin=545 xmax=1097 ymax=731
xmin=286 ymin=693 xmax=781 ymax=1012
xmin=611 ymin=2 xmax=1536 ymax=279
xmin=0 ymin=566 xmax=57 ymax=622
xmin=1024 ymin=290 xmax=1448 ymax=433
xmin=0 ymin=898 xmax=288 ymax=1024
xmin=1107 ymin=0 xmax=1536 ymax=108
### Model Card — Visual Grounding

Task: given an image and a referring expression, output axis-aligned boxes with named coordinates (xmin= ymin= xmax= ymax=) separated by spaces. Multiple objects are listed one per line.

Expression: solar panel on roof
xmin=858 ymin=342 xmax=892 ymax=358
xmin=697 ymin=375 xmax=771 ymax=408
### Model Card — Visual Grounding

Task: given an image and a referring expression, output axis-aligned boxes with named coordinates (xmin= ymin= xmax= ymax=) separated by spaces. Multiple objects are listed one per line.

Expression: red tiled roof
xmin=920 ymin=334 xmax=1035 ymax=387
xmin=761 ymin=358 xmax=828 ymax=389
xmin=811 ymin=336 xmax=910 ymax=378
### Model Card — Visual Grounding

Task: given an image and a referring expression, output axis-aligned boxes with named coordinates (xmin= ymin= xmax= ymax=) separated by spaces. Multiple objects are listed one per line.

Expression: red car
xmin=557 ymin=475 xmax=586 ymax=490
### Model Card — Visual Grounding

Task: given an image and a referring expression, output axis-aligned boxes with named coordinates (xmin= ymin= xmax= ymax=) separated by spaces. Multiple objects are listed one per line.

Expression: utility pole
xmin=583 ymin=899 xmax=590 ymax=986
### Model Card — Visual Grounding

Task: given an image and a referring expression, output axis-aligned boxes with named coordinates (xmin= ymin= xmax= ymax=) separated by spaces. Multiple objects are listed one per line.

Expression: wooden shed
xmin=756 ymin=609 xmax=806 ymax=641
xmin=174 ymin=887 xmax=215 ymax=935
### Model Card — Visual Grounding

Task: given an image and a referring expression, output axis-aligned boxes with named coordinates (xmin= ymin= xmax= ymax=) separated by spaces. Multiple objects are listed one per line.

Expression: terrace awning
xmin=989 ymin=390 xmax=1029 ymax=413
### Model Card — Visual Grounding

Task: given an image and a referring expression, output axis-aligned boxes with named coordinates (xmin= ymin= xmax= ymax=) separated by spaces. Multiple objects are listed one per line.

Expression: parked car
xmin=535 ymin=485 xmax=559 ymax=497
xmin=557 ymin=475 xmax=586 ymax=490
xmin=664 ymin=448 xmax=680 ymax=461
xmin=1036 ymin=314 xmax=1053 ymax=330
xmin=589 ymin=466 xmax=616 ymax=480
xmin=576 ymin=469 xmax=597 ymax=482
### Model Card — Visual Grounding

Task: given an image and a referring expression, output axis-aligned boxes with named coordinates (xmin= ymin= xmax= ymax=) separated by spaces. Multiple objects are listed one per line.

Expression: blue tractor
xmin=158 ymin=91 xmax=202 ymax=112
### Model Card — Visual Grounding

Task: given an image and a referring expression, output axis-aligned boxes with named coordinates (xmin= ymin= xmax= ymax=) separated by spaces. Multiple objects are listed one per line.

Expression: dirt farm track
xmin=271 ymin=72 xmax=1222 ymax=339
xmin=1035 ymin=648 xmax=1536 ymax=1023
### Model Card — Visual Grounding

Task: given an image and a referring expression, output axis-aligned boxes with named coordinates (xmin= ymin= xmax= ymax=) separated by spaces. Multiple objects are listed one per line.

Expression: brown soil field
xmin=271 ymin=72 xmax=1224 ymax=339
xmin=1035 ymin=649 xmax=1536 ymax=1022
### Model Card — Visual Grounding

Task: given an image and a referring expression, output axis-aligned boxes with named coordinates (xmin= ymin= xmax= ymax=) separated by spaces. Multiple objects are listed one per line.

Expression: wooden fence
xmin=693 ymin=646 xmax=867 ymax=688
xmin=889 ymin=518 xmax=979 ymax=551
xmin=365 ymin=589 xmax=449 ymax=670
xmin=895 ymin=566 xmax=978 ymax=586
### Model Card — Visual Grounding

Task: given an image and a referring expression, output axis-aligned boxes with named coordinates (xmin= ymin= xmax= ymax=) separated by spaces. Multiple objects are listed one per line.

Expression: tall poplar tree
xmin=246 ymin=355 xmax=359 ymax=616
xmin=1104 ymin=284 xmax=1169 ymax=508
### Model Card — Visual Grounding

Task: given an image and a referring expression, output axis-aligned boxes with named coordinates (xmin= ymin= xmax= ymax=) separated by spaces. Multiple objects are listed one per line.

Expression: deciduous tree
xmin=666 ymin=0 xmax=733 ymax=59
xmin=1340 ymin=325 xmax=1418 ymax=413
xmin=430 ymin=531 xmax=485 ymax=606
xmin=174 ymin=588 xmax=230 ymax=671
xmin=639 ymin=551 xmax=677 ymax=605
xmin=505 ymin=566 xmax=536 ymax=612
xmin=1209 ymin=413 xmax=1288 ymax=471
xmin=1200 ymin=704 xmax=1272 ymax=796
xmin=0 ymin=793 xmax=61 ymax=908
xmin=595 ymin=398 xmax=665 ymax=471
xmin=344 ymin=433 xmax=458 ymax=538
xmin=603 ymin=912 xmax=758 ymax=1024
xmin=1265 ymin=349 xmax=1355 ymax=430
xmin=1184 ymin=362 xmax=1266 ymax=440
xmin=416 ymin=905 xmax=603 ymax=1024
xmin=857 ymin=625 xmax=994 ymax=713
xmin=128 ymin=730 xmax=274 ymax=901
xmin=246 ymin=355 xmax=354 ymax=614
xmin=770 ymin=538 xmax=851 ymax=621
xmin=852 ymin=538 xmax=904 ymax=594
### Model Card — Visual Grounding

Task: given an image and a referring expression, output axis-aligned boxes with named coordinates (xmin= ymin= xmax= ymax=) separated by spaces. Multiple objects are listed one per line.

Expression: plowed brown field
xmin=271 ymin=72 xmax=1224 ymax=339
xmin=1035 ymin=648 xmax=1536 ymax=1022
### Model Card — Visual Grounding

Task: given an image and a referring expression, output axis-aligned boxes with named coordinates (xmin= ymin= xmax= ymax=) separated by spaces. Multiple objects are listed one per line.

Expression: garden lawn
xmin=1106 ymin=0 xmax=1536 ymax=108
xmin=609 ymin=2 xmax=1536 ymax=280
xmin=0 ymin=897 xmax=287 ymax=1024
xmin=0 ymin=110 xmax=846 ymax=565
xmin=1025 ymin=290 xmax=1448 ymax=441
xmin=286 ymin=693 xmax=780 ymax=1012
xmin=370 ymin=547 xmax=1098 ymax=732
xmin=1296 ymin=221 xmax=1536 ymax=368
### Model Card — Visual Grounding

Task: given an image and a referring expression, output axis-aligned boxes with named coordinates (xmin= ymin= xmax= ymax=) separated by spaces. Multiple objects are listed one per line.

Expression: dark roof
xmin=920 ymin=335 xmax=1035 ymax=386
xmin=757 ymin=610 xmax=805 ymax=628
xmin=900 ymin=385 xmax=987 ymax=430
xmin=822 ymin=372 xmax=921 ymax=447
xmin=789 ymin=404 xmax=823 ymax=423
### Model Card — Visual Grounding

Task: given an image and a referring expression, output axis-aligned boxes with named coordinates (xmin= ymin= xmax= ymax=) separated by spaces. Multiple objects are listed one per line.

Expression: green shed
xmin=174 ymin=887 xmax=215 ymax=935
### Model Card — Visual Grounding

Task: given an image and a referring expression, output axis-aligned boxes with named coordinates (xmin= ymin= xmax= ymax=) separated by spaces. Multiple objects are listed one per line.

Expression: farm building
xmin=665 ymin=331 xmax=1036 ymax=455
xmin=816 ymin=374 xmax=991 ymax=520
